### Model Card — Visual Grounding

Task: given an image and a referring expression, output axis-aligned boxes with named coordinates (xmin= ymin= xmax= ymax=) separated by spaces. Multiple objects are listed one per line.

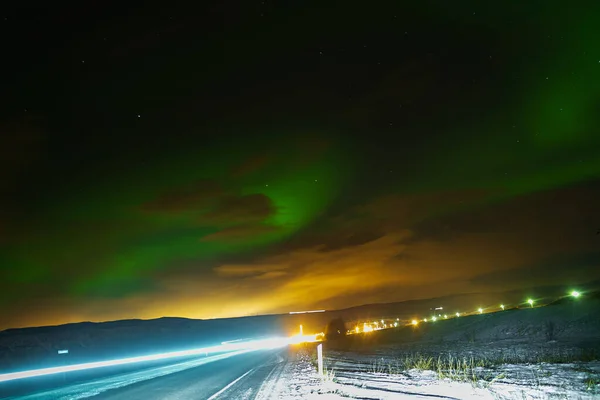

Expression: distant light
xmin=432 ymin=316 xmax=437 ymax=322
xmin=289 ymin=310 xmax=326 ymax=314
xmin=381 ymin=320 xmax=384 ymax=324
xmin=455 ymin=312 xmax=460 ymax=317
xmin=423 ymin=318 xmax=428 ymax=322
xmin=57 ymin=350 xmax=69 ymax=355
xmin=478 ymin=308 xmax=483 ymax=314
xmin=570 ymin=290 xmax=581 ymax=298
xmin=396 ymin=318 xmax=399 ymax=321
xmin=411 ymin=320 xmax=418 ymax=326
xmin=394 ymin=322 xmax=398 ymax=327
xmin=500 ymin=304 xmax=505 ymax=310
xmin=443 ymin=314 xmax=448 ymax=319
xmin=527 ymin=299 xmax=534 ymax=307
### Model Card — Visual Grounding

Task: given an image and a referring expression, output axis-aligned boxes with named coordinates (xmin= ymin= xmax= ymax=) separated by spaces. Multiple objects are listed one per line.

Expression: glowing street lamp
xmin=500 ymin=304 xmax=505 ymax=310
xmin=423 ymin=318 xmax=428 ymax=322
xmin=444 ymin=314 xmax=448 ymax=319
xmin=411 ymin=320 xmax=418 ymax=326
xmin=432 ymin=316 xmax=437 ymax=322
xmin=478 ymin=308 xmax=483 ymax=314
xmin=527 ymin=299 xmax=534 ymax=307
xmin=570 ymin=290 xmax=581 ymax=298
xmin=455 ymin=312 xmax=460 ymax=317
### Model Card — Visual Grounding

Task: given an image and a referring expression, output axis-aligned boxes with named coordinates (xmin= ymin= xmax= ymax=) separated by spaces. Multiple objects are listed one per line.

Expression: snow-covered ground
xmin=274 ymin=300 xmax=600 ymax=399
xmin=274 ymin=347 xmax=599 ymax=399
xmin=320 ymin=351 xmax=600 ymax=399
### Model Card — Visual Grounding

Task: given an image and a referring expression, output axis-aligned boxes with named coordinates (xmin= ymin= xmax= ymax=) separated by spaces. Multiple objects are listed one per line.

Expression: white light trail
xmin=288 ymin=309 xmax=326 ymax=314
xmin=0 ymin=337 xmax=288 ymax=383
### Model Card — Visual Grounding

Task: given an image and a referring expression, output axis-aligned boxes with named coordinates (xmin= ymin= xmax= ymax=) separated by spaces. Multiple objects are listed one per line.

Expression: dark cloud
xmin=468 ymin=251 xmax=600 ymax=290
xmin=200 ymin=224 xmax=280 ymax=243
xmin=317 ymin=231 xmax=385 ymax=252
xmin=230 ymin=154 xmax=270 ymax=178
xmin=141 ymin=182 xmax=276 ymax=231
xmin=141 ymin=180 xmax=225 ymax=213
xmin=197 ymin=194 xmax=275 ymax=227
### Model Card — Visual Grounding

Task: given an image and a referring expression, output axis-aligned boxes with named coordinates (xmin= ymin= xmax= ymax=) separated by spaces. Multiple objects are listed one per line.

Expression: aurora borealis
xmin=1 ymin=1 xmax=600 ymax=329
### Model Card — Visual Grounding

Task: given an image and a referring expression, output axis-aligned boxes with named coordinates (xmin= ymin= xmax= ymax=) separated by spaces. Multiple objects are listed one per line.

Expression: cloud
xmin=154 ymin=233 xmax=415 ymax=319
xmin=141 ymin=181 xmax=279 ymax=242
xmin=121 ymin=183 xmax=600 ymax=322
xmin=197 ymin=194 xmax=275 ymax=227
xmin=214 ymin=263 xmax=287 ymax=278
xmin=230 ymin=154 xmax=270 ymax=177
xmin=5 ymin=182 xmax=599 ymax=329
xmin=468 ymin=251 xmax=600 ymax=289
xmin=141 ymin=180 xmax=225 ymax=213
xmin=200 ymin=224 xmax=280 ymax=243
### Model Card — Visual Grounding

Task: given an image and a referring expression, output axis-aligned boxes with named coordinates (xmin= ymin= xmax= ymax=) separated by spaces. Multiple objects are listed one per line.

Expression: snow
xmin=321 ymin=351 xmax=599 ymax=399
xmin=270 ymin=349 xmax=599 ymax=399
xmin=269 ymin=300 xmax=600 ymax=399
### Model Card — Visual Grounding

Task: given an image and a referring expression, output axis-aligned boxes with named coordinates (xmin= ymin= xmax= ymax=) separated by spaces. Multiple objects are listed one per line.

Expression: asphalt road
xmin=1 ymin=348 xmax=289 ymax=399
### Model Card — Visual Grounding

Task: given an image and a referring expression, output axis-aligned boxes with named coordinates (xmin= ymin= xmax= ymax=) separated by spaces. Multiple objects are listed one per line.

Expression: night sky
xmin=1 ymin=1 xmax=600 ymax=329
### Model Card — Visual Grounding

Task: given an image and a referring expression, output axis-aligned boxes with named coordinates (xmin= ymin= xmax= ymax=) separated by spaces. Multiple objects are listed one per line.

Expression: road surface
xmin=1 ymin=348 xmax=289 ymax=399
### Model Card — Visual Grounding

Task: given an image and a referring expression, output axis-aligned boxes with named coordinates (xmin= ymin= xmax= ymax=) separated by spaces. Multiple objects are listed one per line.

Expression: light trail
xmin=288 ymin=309 xmax=326 ymax=314
xmin=0 ymin=337 xmax=289 ymax=383
xmin=12 ymin=351 xmax=252 ymax=400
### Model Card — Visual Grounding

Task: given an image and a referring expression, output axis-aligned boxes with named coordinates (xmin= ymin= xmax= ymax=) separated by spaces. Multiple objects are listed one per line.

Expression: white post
xmin=317 ymin=343 xmax=323 ymax=375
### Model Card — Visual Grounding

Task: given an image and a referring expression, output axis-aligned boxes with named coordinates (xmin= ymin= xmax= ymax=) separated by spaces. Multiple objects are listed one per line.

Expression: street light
xmin=478 ymin=308 xmax=483 ymax=314
xmin=500 ymin=304 xmax=505 ymax=310
xmin=527 ymin=299 xmax=534 ymax=307
xmin=411 ymin=320 xmax=418 ymax=326
xmin=455 ymin=312 xmax=460 ymax=317
xmin=570 ymin=290 xmax=581 ymax=298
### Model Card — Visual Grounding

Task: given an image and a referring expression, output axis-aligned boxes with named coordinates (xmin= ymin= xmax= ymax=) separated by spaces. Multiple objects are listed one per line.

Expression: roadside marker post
xmin=58 ymin=349 xmax=68 ymax=383
xmin=317 ymin=343 xmax=323 ymax=375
